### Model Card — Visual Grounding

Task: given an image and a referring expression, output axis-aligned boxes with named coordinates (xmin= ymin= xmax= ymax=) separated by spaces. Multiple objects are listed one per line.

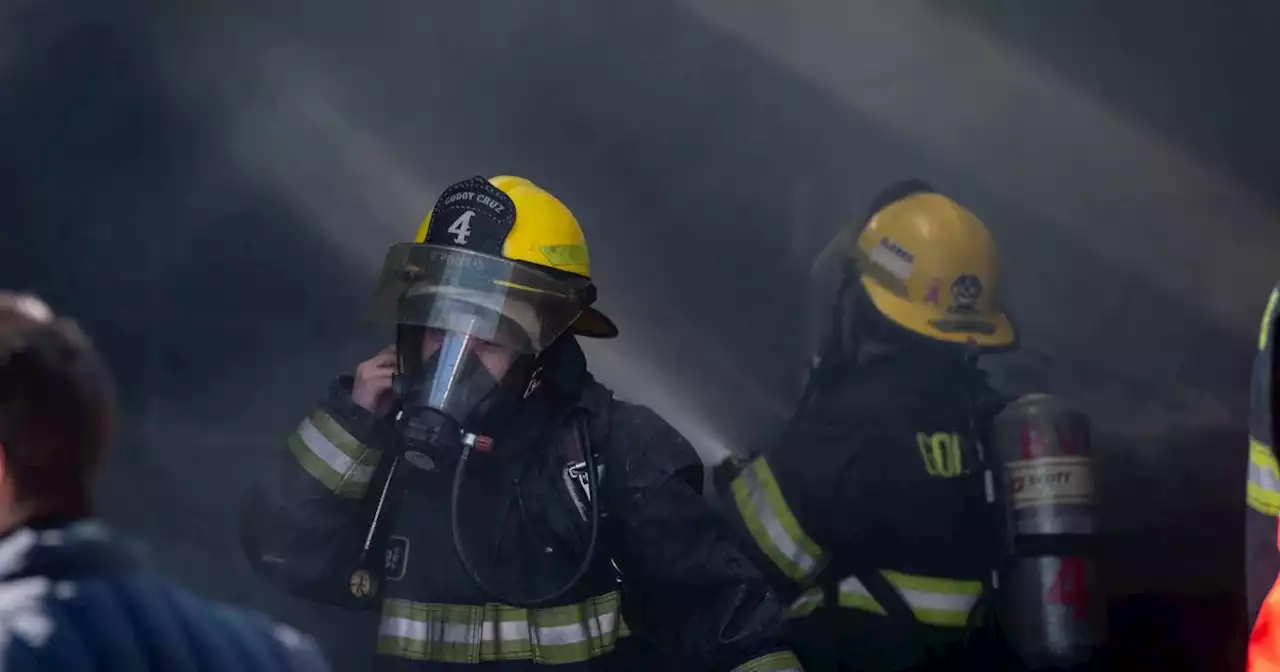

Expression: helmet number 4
xmin=448 ymin=211 xmax=474 ymax=245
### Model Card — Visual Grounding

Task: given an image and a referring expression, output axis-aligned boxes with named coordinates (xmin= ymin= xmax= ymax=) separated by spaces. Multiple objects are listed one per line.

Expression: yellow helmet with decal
xmin=369 ymin=175 xmax=617 ymax=348
xmin=853 ymin=181 xmax=1015 ymax=349
xmin=415 ymin=176 xmax=591 ymax=278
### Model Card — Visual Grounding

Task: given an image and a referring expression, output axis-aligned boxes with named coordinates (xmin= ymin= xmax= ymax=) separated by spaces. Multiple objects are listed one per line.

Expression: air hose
xmin=450 ymin=430 xmax=601 ymax=608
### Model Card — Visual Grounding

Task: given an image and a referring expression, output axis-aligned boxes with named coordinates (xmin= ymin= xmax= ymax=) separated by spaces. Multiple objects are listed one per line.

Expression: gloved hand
xmin=352 ymin=345 xmax=397 ymax=416
xmin=711 ymin=454 xmax=751 ymax=499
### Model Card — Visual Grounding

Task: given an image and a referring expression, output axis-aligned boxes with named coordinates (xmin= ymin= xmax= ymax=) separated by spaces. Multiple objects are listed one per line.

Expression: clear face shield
xmin=368 ymin=244 xmax=589 ymax=430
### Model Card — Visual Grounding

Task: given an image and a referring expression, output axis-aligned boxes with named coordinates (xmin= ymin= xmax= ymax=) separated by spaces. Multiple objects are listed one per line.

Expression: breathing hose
xmin=450 ymin=430 xmax=601 ymax=608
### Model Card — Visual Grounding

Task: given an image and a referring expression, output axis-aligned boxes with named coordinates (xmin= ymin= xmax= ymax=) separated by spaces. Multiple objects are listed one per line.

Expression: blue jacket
xmin=0 ymin=518 xmax=329 ymax=671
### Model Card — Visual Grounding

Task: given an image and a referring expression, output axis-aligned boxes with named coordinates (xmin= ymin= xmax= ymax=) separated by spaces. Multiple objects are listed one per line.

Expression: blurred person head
xmin=0 ymin=291 xmax=115 ymax=527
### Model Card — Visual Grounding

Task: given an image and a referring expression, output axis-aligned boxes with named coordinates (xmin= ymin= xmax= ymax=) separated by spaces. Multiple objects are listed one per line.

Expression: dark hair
xmin=0 ymin=293 xmax=116 ymax=519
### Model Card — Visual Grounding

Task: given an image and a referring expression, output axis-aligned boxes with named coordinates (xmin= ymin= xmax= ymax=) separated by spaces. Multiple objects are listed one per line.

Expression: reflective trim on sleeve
xmin=287 ymin=409 xmax=383 ymax=499
xmin=1260 ymin=287 xmax=1279 ymax=352
xmin=881 ymin=571 xmax=982 ymax=627
xmin=787 ymin=587 xmax=825 ymax=619
xmin=836 ymin=571 xmax=982 ymax=627
xmin=1250 ymin=438 xmax=1280 ymax=517
xmin=731 ymin=457 xmax=828 ymax=582
xmin=837 ymin=576 xmax=887 ymax=614
xmin=377 ymin=592 xmax=627 ymax=664
xmin=730 ymin=650 xmax=805 ymax=672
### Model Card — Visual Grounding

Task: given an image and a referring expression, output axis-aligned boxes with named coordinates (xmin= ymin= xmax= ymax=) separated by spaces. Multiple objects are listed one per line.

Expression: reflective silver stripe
xmin=380 ymin=618 xmax=479 ymax=646
xmin=536 ymin=612 xmax=619 ymax=646
xmin=836 ymin=575 xmax=886 ymax=614
xmin=288 ymin=410 xmax=383 ymax=498
xmin=297 ymin=417 xmax=376 ymax=485
xmin=732 ymin=458 xmax=827 ymax=581
xmin=480 ymin=620 xmax=531 ymax=643
xmin=1250 ymin=452 xmax=1280 ymax=493
xmin=1249 ymin=438 xmax=1280 ymax=516
xmin=881 ymin=571 xmax=982 ymax=627
xmin=836 ymin=571 xmax=982 ymax=627
xmin=378 ymin=593 xmax=625 ymax=664
xmin=896 ymin=586 xmax=979 ymax=613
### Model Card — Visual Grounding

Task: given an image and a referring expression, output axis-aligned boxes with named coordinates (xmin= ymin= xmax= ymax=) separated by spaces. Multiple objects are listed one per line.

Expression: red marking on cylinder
xmin=1048 ymin=557 xmax=1090 ymax=620
xmin=1021 ymin=424 xmax=1048 ymax=459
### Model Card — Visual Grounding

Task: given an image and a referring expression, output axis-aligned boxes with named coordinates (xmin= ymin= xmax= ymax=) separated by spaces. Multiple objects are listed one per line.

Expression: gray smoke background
xmin=2 ymin=1 xmax=1277 ymax=669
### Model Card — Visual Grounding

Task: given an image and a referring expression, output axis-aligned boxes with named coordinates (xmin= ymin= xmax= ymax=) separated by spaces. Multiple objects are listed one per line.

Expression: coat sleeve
xmin=240 ymin=375 xmax=390 ymax=609
xmin=716 ymin=389 xmax=875 ymax=596
xmin=603 ymin=402 xmax=803 ymax=672
xmin=1248 ymin=284 xmax=1280 ymax=626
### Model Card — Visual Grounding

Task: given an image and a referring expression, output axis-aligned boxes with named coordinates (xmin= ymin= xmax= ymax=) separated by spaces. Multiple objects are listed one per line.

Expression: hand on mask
xmin=352 ymin=345 xmax=397 ymax=416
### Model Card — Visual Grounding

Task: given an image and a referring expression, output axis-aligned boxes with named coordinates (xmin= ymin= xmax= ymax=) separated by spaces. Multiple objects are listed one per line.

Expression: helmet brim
xmin=572 ymin=307 xmax=619 ymax=339
xmin=862 ymin=278 xmax=1017 ymax=351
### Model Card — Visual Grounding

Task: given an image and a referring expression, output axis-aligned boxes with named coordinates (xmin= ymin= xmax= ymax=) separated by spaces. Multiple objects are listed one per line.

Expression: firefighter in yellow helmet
xmin=240 ymin=175 xmax=802 ymax=671
xmin=717 ymin=180 xmax=1019 ymax=671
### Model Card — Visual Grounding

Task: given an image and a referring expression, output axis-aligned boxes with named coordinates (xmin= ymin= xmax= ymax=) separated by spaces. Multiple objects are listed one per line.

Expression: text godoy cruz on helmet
xmin=424 ymin=177 xmax=516 ymax=254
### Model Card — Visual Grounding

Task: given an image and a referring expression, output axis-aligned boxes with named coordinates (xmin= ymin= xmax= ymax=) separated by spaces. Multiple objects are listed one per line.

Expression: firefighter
xmin=0 ymin=291 xmax=329 ymax=671
xmin=240 ymin=175 xmax=802 ymax=671
xmin=719 ymin=180 xmax=1019 ymax=671
xmin=1245 ymin=282 xmax=1280 ymax=671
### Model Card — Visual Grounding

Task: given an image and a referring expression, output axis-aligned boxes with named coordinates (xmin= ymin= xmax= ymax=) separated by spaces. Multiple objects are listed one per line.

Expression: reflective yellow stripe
xmin=377 ymin=592 xmax=627 ymax=664
xmin=837 ymin=575 xmax=888 ymax=614
xmin=882 ymin=571 xmax=982 ymax=627
xmin=836 ymin=571 xmax=982 ymax=627
xmin=1261 ymin=287 xmax=1279 ymax=352
xmin=287 ymin=409 xmax=383 ymax=498
xmin=787 ymin=587 xmax=824 ymax=619
xmin=1250 ymin=438 xmax=1280 ymax=516
xmin=731 ymin=457 xmax=828 ymax=582
xmin=731 ymin=650 xmax=805 ymax=672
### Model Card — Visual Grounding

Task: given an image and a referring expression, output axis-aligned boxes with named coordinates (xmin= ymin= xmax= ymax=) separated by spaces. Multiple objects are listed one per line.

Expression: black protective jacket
xmin=241 ymin=337 xmax=800 ymax=671
xmin=0 ymin=518 xmax=328 ymax=671
xmin=721 ymin=350 xmax=1012 ymax=671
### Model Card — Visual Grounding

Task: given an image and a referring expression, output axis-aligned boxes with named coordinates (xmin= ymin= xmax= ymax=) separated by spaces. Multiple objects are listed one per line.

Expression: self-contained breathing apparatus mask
xmin=361 ymin=241 xmax=604 ymax=607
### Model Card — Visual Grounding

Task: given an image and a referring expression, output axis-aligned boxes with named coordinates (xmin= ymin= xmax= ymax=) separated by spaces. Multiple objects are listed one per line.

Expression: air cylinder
xmin=991 ymin=393 xmax=1105 ymax=669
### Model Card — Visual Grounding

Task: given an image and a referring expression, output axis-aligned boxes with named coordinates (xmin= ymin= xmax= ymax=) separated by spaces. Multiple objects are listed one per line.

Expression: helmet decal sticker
xmin=870 ymin=236 xmax=915 ymax=281
xmin=948 ymin=274 xmax=984 ymax=315
xmin=423 ymin=176 xmax=516 ymax=255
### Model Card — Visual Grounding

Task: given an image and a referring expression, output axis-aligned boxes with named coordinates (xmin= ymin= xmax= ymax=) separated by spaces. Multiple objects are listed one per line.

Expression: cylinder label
xmin=1007 ymin=456 xmax=1093 ymax=509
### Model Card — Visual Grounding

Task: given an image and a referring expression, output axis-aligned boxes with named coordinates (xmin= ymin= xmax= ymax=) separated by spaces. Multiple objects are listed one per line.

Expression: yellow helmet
xmin=368 ymin=175 xmax=617 ymax=346
xmin=853 ymin=185 xmax=1015 ymax=349
xmin=415 ymin=176 xmax=591 ymax=277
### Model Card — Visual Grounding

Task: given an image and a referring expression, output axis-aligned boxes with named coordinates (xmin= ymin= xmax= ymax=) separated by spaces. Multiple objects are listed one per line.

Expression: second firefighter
xmin=720 ymin=180 xmax=1019 ymax=671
